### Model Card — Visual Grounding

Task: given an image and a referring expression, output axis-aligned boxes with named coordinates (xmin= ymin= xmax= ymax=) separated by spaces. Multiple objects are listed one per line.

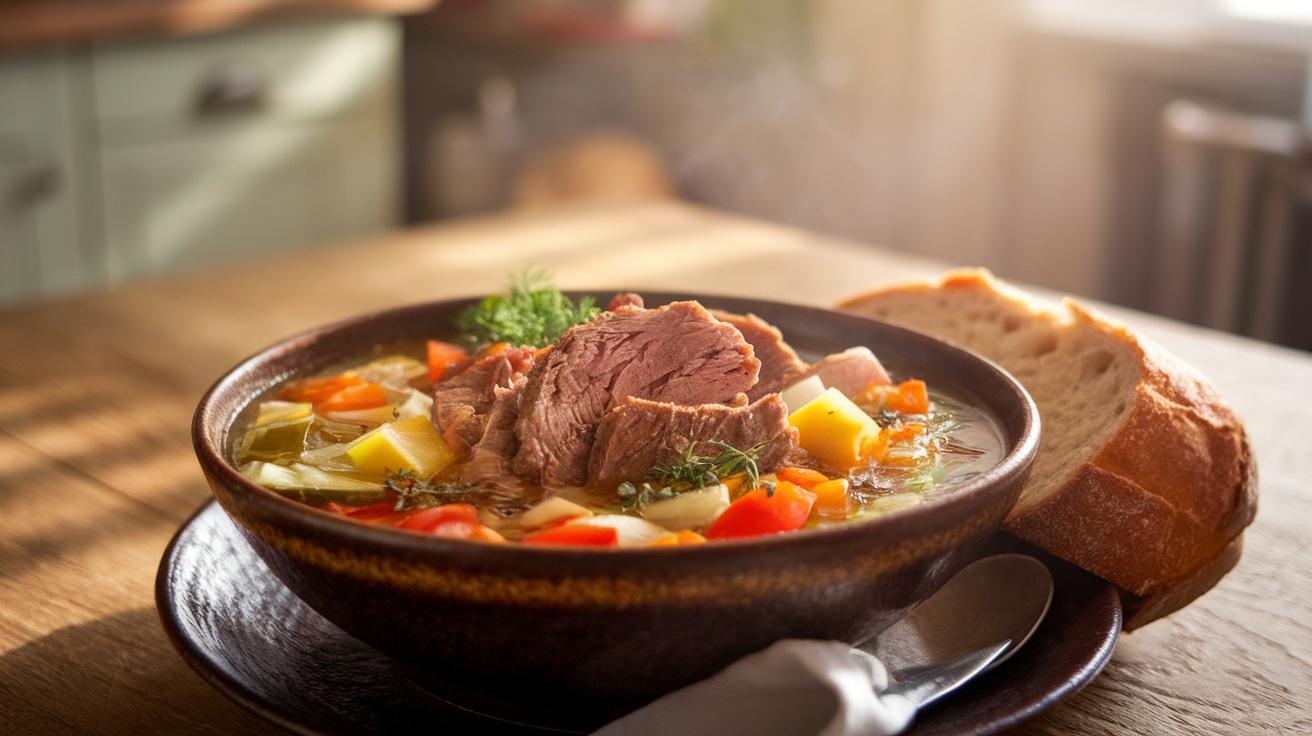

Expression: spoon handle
xmin=883 ymin=640 xmax=1010 ymax=708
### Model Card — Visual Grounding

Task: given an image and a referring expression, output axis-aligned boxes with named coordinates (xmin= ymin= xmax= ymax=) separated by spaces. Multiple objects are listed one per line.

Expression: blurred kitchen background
xmin=2 ymin=0 xmax=1310 ymax=349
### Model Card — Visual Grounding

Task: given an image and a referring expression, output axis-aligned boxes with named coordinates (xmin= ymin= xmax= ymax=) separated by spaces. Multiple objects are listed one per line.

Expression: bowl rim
xmin=193 ymin=291 xmax=1040 ymax=567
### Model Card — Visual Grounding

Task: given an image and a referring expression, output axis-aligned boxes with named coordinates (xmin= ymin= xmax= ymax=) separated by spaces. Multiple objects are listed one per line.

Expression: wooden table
xmin=2 ymin=202 xmax=1308 ymax=734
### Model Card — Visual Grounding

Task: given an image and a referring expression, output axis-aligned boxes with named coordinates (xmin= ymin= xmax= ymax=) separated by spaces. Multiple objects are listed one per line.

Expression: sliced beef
xmin=511 ymin=300 xmax=761 ymax=486
xmin=712 ymin=310 xmax=808 ymax=400
xmin=431 ymin=346 xmax=536 ymax=458
xmin=460 ymin=382 xmax=528 ymax=492
xmin=781 ymin=346 xmax=890 ymax=398
xmin=588 ymin=394 xmax=798 ymax=490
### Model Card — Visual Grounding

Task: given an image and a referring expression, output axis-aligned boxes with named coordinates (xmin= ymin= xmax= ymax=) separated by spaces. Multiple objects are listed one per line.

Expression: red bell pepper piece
xmin=523 ymin=523 xmax=618 ymax=547
xmin=398 ymin=503 xmax=505 ymax=542
xmin=704 ymin=481 xmax=817 ymax=540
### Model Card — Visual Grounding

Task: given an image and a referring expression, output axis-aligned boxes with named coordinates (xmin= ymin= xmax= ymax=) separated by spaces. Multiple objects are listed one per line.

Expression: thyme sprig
xmin=384 ymin=469 xmax=465 ymax=511
xmin=615 ymin=441 xmax=773 ymax=513
xmin=651 ymin=441 xmax=768 ymax=491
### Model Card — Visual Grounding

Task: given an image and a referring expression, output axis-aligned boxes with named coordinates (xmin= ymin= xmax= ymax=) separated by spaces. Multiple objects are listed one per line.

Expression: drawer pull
xmin=196 ymin=62 xmax=268 ymax=117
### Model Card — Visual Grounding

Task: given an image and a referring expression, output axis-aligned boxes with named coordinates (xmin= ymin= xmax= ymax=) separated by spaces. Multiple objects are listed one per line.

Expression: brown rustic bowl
xmin=192 ymin=292 xmax=1039 ymax=702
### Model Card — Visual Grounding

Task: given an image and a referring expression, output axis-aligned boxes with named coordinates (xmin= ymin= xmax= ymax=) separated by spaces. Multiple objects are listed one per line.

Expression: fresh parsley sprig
xmin=455 ymin=269 xmax=600 ymax=349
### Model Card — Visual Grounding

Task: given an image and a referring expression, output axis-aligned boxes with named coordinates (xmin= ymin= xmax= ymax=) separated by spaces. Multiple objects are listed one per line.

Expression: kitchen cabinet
xmin=0 ymin=49 xmax=92 ymax=303
xmin=0 ymin=15 xmax=401 ymax=305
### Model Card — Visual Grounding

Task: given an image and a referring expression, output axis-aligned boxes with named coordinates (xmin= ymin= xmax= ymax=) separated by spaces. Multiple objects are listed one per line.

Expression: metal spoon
xmin=869 ymin=553 xmax=1054 ymax=708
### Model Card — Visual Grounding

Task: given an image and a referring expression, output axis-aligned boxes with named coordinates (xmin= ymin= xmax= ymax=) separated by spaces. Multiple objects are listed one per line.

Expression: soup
xmin=231 ymin=292 xmax=1002 ymax=546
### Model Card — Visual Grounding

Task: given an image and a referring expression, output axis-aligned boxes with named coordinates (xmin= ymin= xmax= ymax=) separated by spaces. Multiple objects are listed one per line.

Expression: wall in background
xmin=403 ymin=0 xmax=1311 ymax=346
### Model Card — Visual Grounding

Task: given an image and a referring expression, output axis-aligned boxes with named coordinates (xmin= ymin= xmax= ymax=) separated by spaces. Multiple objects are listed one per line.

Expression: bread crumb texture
xmin=837 ymin=268 xmax=1257 ymax=629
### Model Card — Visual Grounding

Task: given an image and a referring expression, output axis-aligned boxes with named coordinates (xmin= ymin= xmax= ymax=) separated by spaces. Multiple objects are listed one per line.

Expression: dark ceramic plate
xmin=157 ymin=501 xmax=1120 ymax=735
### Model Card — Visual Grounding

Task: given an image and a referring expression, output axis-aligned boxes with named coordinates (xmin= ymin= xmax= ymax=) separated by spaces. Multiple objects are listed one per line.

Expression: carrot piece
xmin=775 ymin=466 xmax=830 ymax=490
xmin=427 ymin=340 xmax=470 ymax=382
xmin=704 ymin=481 xmax=817 ymax=540
xmin=524 ymin=523 xmax=619 ymax=547
xmin=398 ymin=503 xmax=506 ymax=542
xmin=810 ymin=478 xmax=851 ymax=519
xmin=650 ymin=530 xmax=708 ymax=546
xmin=885 ymin=379 xmax=929 ymax=415
xmin=315 ymin=382 xmax=389 ymax=413
xmin=282 ymin=372 xmax=366 ymax=404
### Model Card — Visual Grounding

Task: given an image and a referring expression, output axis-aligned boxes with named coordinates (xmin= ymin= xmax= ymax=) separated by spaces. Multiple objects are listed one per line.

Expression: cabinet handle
xmin=196 ymin=61 xmax=268 ymax=117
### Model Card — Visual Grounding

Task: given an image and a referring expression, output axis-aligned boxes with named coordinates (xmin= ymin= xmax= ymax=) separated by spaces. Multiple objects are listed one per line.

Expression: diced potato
xmin=515 ymin=496 xmax=593 ymax=529
xmin=781 ymin=375 xmax=826 ymax=414
xmin=568 ymin=514 xmax=670 ymax=546
xmin=345 ymin=415 xmax=457 ymax=479
xmin=640 ymin=484 xmax=730 ymax=531
xmin=787 ymin=387 xmax=882 ymax=469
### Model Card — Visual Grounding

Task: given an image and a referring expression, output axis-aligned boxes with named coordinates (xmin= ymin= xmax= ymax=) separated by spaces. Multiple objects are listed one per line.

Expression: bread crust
xmin=837 ymin=269 xmax=1257 ymax=629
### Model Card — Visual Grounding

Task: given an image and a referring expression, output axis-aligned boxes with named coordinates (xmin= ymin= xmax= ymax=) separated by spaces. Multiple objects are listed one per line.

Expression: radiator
xmin=1154 ymin=99 xmax=1311 ymax=349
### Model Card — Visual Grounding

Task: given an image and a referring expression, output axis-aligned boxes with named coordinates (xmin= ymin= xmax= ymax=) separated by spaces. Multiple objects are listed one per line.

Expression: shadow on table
xmin=0 ymin=607 xmax=283 ymax=735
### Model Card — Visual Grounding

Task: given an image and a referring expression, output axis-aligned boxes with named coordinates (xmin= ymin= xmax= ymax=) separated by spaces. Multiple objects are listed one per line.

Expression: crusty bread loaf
xmin=837 ymin=269 xmax=1257 ymax=630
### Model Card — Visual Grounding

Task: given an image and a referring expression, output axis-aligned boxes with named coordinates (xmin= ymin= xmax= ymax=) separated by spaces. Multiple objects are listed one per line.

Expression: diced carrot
xmin=860 ymin=422 xmax=929 ymax=464
xmin=427 ymin=340 xmax=470 ymax=382
xmin=650 ymin=530 xmax=708 ymax=546
xmin=775 ymin=466 xmax=830 ymax=490
xmin=315 ymin=382 xmax=388 ymax=413
xmin=524 ymin=523 xmax=619 ymax=547
xmin=398 ymin=503 xmax=506 ymax=542
xmin=885 ymin=379 xmax=929 ymax=415
xmin=282 ymin=372 xmax=365 ymax=404
xmin=810 ymin=478 xmax=851 ymax=519
xmin=704 ymin=481 xmax=817 ymax=540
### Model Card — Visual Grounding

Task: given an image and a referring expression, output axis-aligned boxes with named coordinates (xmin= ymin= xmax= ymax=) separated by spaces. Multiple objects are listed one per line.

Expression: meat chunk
xmin=588 ymin=394 xmax=798 ymax=490
xmin=461 ymin=382 xmax=529 ymax=492
xmin=512 ymin=301 xmax=761 ymax=486
xmin=431 ymin=346 xmax=536 ymax=458
xmin=712 ymin=310 xmax=809 ymax=400
xmin=781 ymin=347 xmax=890 ymax=398
xmin=607 ymin=292 xmax=645 ymax=311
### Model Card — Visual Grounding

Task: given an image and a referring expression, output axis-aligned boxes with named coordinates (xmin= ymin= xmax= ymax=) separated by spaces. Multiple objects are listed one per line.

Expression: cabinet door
xmin=99 ymin=115 xmax=397 ymax=279
xmin=0 ymin=51 xmax=91 ymax=304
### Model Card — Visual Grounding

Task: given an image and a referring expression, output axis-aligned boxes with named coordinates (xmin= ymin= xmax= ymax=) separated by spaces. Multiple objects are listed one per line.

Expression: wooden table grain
xmin=1 ymin=202 xmax=1308 ymax=734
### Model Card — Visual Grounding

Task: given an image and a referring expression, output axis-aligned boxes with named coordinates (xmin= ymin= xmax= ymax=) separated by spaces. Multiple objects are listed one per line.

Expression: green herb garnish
xmin=385 ymin=469 xmax=465 ymax=511
xmin=651 ymin=441 xmax=770 ymax=493
xmin=455 ymin=269 xmax=600 ymax=349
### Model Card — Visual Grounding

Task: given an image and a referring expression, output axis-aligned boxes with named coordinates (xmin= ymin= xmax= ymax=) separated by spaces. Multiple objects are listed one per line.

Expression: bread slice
xmin=837 ymin=269 xmax=1257 ymax=630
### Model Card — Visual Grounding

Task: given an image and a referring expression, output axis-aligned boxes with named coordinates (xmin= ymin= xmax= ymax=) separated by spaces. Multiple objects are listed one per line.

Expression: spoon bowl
xmin=871 ymin=553 xmax=1054 ymax=706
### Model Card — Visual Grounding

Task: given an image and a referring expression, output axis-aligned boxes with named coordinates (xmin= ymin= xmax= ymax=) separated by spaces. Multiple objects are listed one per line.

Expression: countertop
xmin=0 ymin=0 xmax=436 ymax=51
xmin=1 ymin=201 xmax=1309 ymax=733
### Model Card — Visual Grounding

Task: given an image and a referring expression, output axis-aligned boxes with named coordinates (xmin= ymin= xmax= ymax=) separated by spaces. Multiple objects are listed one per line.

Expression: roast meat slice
xmin=588 ymin=393 xmax=798 ymax=490
xmin=512 ymin=300 xmax=761 ymax=486
xmin=781 ymin=347 xmax=890 ymax=399
xmin=712 ymin=310 xmax=809 ymax=401
xmin=460 ymin=381 xmax=528 ymax=492
xmin=432 ymin=346 xmax=536 ymax=458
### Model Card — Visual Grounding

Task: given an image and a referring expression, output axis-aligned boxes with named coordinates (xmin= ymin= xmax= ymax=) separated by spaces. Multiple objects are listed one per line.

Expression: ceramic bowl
xmin=192 ymin=292 xmax=1039 ymax=700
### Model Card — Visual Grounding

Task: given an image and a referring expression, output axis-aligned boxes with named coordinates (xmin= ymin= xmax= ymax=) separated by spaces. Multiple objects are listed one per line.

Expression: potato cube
xmin=346 ymin=415 xmax=457 ymax=479
xmin=787 ymin=387 xmax=881 ymax=469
